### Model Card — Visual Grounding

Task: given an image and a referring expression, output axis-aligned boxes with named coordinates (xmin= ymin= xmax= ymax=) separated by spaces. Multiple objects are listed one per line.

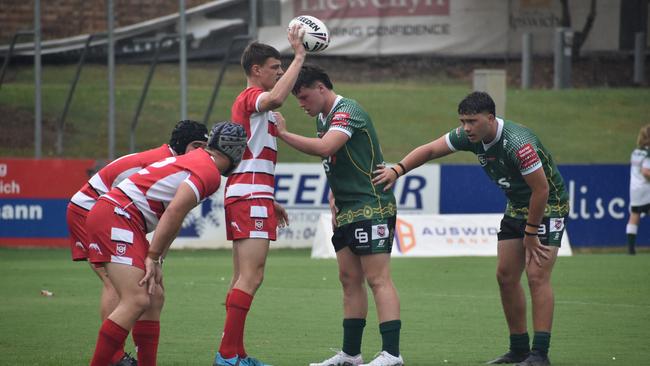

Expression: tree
xmin=559 ymin=0 xmax=597 ymax=60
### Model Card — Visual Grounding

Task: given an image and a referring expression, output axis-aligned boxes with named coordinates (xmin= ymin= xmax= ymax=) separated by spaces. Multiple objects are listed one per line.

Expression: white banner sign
xmin=260 ymin=0 xmax=620 ymax=56
xmin=311 ymin=213 xmax=572 ymax=258
xmin=167 ymin=163 xmax=439 ymax=249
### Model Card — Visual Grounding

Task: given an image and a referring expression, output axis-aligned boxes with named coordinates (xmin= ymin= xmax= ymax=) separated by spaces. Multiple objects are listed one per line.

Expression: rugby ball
xmin=288 ymin=15 xmax=330 ymax=53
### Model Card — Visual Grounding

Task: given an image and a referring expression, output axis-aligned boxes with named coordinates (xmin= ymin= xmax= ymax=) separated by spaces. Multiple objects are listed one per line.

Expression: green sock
xmin=379 ymin=320 xmax=401 ymax=357
xmin=342 ymin=318 xmax=366 ymax=356
xmin=532 ymin=331 xmax=551 ymax=356
xmin=509 ymin=333 xmax=530 ymax=354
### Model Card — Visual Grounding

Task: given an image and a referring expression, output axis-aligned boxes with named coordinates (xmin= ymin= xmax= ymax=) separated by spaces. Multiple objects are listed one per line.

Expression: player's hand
xmin=329 ymin=197 xmax=338 ymax=230
xmin=274 ymin=112 xmax=287 ymax=137
xmin=139 ymin=256 xmax=164 ymax=295
xmin=372 ymin=164 xmax=398 ymax=191
xmin=523 ymin=234 xmax=550 ymax=267
xmin=274 ymin=201 xmax=289 ymax=228
xmin=287 ymin=23 xmax=307 ymax=56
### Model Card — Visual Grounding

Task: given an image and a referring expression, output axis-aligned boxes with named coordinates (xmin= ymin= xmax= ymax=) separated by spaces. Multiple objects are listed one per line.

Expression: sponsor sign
xmin=172 ymin=163 xmax=439 ymax=249
xmin=311 ymin=213 xmax=572 ymax=258
xmin=0 ymin=159 xmax=97 ymax=247
xmin=439 ymin=164 xmax=647 ymax=247
xmin=259 ymin=0 xmax=619 ymax=56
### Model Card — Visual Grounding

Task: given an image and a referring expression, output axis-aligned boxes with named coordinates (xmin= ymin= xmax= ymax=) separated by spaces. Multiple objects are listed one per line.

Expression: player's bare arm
xmin=522 ymin=167 xmax=551 ymax=267
xmin=140 ymin=182 xmax=198 ymax=294
xmin=275 ymin=111 xmax=349 ymax=156
xmin=373 ymin=135 xmax=453 ymax=190
xmin=257 ymin=25 xmax=307 ymax=112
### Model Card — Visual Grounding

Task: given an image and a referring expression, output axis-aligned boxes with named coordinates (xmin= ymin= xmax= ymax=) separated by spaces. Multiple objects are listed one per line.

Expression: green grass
xmin=1 ymin=247 xmax=649 ymax=365
xmin=1 ymin=63 xmax=648 ymax=163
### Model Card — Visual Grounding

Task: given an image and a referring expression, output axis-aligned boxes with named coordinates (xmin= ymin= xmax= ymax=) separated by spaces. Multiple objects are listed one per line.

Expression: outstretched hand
xmin=372 ymin=164 xmax=399 ymax=191
xmin=287 ymin=23 xmax=307 ymax=56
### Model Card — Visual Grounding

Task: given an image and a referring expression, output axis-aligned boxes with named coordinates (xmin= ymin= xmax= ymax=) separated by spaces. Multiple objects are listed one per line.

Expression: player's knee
xmin=339 ymin=269 xmax=363 ymax=288
xmin=496 ymin=269 xmax=519 ymax=287
xmin=365 ymin=274 xmax=391 ymax=292
xmin=127 ymin=291 xmax=152 ymax=312
xmin=525 ymin=271 xmax=549 ymax=289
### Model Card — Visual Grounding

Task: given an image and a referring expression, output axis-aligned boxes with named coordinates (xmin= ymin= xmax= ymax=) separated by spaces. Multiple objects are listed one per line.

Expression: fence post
xmin=521 ymin=32 xmax=532 ymax=89
xmin=634 ymin=32 xmax=646 ymax=85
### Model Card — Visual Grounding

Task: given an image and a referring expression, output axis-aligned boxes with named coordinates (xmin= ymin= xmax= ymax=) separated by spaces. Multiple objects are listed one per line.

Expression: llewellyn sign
xmin=294 ymin=0 xmax=450 ymax=18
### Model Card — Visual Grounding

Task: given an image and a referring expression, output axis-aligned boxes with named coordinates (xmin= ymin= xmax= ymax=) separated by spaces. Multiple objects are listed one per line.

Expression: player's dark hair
xmin=638 ymin=124 xmax=650 ymax=148
xmin=241 ymin=42 xmax=281 ymax=76
xmin=458 ymin=91 xmax=496 ymax=116
xmin=292 ymin=64 xmax=334 ymax=95
xmin=168 ymin=120 xmax=208 ymax=155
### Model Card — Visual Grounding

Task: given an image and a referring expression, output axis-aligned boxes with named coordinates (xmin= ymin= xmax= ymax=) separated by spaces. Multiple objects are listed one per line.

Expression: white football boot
xmin=309 ymin=350 xmax=363 ymax=366
xmin=360 ymin=351 xmax=404 ymax=366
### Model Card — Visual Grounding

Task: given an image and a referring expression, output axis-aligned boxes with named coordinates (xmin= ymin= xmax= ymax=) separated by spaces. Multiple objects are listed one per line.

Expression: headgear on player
xmin=207 ymin=121 xmax=248 ymax=176
xmin=169 ymin=120 xmax=209 ymax=155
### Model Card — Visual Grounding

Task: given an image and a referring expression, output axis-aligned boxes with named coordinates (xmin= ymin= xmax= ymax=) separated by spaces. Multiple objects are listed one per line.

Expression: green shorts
xmin=497 ymin=215 xmax=567 ymax=247
xmin=332 ymin=216 xmax=396 ymax=255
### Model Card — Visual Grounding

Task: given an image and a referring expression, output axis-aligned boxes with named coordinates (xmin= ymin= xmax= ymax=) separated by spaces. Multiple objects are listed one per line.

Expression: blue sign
xmin=440 ymin=164 xmax=649 ymax=247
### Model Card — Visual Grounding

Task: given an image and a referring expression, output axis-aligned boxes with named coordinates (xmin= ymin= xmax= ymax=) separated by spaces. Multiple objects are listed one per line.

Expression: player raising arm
xmin=374 ymin=91 xmax=569 ymax=366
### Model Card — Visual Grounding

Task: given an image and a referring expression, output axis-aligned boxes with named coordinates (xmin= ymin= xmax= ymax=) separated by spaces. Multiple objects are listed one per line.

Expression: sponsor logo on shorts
xmin=116 ymin=243 xmax=127 ymax=256
xmin=231 ymin=222 xmax=242 ymax=232
xmin=255 ymin=220 xmax=264 ymax=231
xmin=75 ymin=241 xmax=85 ymax=249
xmin=89 ymin=243 xmax=102 ymax=255
xmin=377 ymin=239 xmax=386 ymax=248
xmin=550 ymin=217 xmax=565 ymax=232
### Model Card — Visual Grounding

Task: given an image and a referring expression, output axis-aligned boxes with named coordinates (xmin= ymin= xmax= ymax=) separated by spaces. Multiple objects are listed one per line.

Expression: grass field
xmin=1 ymin=247 xmax=649 ymax=365
xmin=1 ymin=64 xmax=649 ymax=163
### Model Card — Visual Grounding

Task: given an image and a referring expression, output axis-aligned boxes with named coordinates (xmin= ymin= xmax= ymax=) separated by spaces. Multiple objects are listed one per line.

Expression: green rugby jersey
xmin=317 ymin=96 xmax=396 ymax=226
xmin=446 ymin=118 xmax=569 ymax=219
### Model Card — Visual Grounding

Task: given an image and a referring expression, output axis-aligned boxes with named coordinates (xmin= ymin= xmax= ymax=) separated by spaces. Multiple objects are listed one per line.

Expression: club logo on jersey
xmin=516 ymin=143 xmax=541 ymax=171
xmin=549 ymin=217 xmax=565 ymax=232
xmin=331 ymin=112 xmax=350 ymax=128
xmin=116 ymin=243 xmax=127 ymax=256
xmin=255 ymin=220 xmax=264 ymax=231
xmin=372 ymin=224 xmax=389 ymax=240
xmin=477 ymin=154 xmax=487 ymax=166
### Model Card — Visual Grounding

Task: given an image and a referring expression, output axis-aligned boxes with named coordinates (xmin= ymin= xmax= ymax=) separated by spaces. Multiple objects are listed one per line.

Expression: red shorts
xmin=66 ymin=203 xmax=90 ymax=261
xmin=85 ymin=199 xmax=149 ymax=271
xmin=225 ymin=198 xmax=277 ymax=241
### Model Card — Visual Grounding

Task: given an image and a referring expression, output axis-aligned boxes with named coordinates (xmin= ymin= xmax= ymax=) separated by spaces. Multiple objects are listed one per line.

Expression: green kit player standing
xmin=276 ymin=64 xmax=403 ymax=366
xmin=374 ymin=92 xmax=569 ymax=366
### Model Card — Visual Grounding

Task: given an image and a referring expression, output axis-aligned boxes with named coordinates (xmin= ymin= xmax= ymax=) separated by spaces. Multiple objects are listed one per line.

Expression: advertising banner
xmin=260 ymin=0 xmax=620 ymax=56
xmin=439 ymin=164 xmax=647 ymax=247
xmin=311 ymin=213 xmax=572 ymax=258
xmin=0 ymin=158 xmax=97 ymax=247
xmin=172 ymin=163 xmax=439 ymax=249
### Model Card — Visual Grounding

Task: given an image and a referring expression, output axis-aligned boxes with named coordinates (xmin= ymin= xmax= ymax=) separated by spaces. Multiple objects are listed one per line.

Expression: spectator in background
xmin=213 ymin=24 xmax=305 ymax=366
xmin=67 ymin=120 xmax=208 ymax=366
xmin=626 ymin=124 xmax=650 ymax=255
xmin=85 ymin=122 xmax=246 ymax=366
xmin=374 ymin=92 xmax=569 ymax=366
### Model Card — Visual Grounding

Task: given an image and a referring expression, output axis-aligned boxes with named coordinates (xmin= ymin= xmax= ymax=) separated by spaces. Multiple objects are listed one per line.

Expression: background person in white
xmin=626 ymin=124 xmax=650 ymax=255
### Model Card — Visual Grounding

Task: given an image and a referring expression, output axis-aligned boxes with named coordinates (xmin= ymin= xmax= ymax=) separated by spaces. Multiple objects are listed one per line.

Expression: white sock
xmin=626 ymin=224 xmax=638 ymax=235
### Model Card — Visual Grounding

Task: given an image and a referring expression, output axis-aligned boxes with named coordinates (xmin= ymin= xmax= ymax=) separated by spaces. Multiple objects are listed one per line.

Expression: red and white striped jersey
xmin=102 ymin=148 xmax=221 ymax=233
xmin=225 ymin=86 xmax=278 ymax=206
xmin=70 ymin=145 xmax=174 ymax=211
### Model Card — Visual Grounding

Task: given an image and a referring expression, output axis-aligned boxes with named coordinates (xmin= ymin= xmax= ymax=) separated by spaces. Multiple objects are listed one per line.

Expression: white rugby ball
xmin=288 ymin=15 xmax=330 ymax=53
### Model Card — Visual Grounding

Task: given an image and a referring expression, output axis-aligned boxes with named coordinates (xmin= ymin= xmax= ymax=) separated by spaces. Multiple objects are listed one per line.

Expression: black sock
xmin=509 ymin=333 xmax=530 ymax=355
xmin=342 ymin=318 xmax=365 ymax=356
xmin=627 ymin=234 xmax=636 ymax=254
xmin=379 ymin=320 xmax=401 ymax=357
xmin=532 ymin=331 xmax=551 ymax=356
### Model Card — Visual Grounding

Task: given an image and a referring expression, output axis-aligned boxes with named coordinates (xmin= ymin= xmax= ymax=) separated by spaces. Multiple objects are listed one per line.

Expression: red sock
xmin=218 ymin=288 xmax=253 ymax=359
xmin=90 ymin=319 xmax=129 ymax=366
xmin=224 ymin=290 xmax=231 ymax=312
xmin=109 ymin=340 xmax=126 ymax=365
xmin=132 ymin=320 xmax=160 ymax=366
